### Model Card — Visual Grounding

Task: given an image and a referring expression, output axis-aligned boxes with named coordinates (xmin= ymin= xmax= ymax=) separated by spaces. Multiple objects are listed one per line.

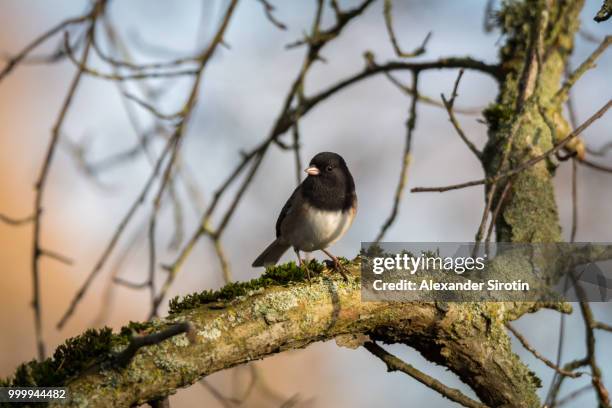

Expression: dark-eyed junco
xmin=252 ymin=152 xmax=357 ymax=279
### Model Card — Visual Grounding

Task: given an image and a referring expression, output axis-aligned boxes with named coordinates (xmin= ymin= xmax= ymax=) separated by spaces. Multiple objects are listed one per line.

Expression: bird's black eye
xmin=326 ymin=165 xmax=333 ymax=172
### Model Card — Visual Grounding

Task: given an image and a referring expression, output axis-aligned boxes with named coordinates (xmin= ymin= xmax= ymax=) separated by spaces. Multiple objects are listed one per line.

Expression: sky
xmin=0 ymin=0 xmax=611 ymax=407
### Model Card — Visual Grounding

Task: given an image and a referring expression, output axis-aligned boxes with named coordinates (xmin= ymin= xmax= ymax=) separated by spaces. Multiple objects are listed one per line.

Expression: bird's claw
xmin=325 ymin=259 xmax=349 ymax=281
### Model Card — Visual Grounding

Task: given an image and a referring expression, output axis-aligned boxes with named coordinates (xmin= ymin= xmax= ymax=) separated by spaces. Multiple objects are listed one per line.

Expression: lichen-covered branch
xmin=3 ymin=260 xmax=566 ymax=407
xmin=483 ymin=0 xmax=585 ymax=243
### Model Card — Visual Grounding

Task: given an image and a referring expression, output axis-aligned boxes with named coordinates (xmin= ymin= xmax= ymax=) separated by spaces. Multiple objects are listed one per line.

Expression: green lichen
xmin=168 ymin=259 xmax=330 ymax=315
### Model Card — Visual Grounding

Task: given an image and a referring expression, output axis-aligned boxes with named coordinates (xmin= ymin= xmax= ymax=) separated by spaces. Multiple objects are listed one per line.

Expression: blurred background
xmin=0 ymin=0 xmax=610 ymax=406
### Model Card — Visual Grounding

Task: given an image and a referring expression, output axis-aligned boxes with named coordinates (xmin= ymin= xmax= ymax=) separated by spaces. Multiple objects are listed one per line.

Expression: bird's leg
xmin=321 ymin=248 xmax=348 ymax=281
xmin=294 ymin=248 xmax=310 ymax=281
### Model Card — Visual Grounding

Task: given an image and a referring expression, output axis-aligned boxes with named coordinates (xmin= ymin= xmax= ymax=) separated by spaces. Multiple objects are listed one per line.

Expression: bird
xmin=252 ymin=152 xmax=357 ymax=279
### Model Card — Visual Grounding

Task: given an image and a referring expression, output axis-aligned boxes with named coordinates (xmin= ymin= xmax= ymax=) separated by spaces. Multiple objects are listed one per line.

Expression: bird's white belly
xmin=287 ymin=206 xmax=353 ymax=252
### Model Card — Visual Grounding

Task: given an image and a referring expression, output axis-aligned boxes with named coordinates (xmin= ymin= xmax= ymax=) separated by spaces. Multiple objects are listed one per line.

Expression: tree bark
xmin=48 ymin=266 xmax=566 ymax=407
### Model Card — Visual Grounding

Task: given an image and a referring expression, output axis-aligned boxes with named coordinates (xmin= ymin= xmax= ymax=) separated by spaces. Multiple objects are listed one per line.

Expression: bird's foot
xmin=296 ymin=258 xmax=312 ymax=283
xmin=324 ymin=257 xmax=349 ymax=281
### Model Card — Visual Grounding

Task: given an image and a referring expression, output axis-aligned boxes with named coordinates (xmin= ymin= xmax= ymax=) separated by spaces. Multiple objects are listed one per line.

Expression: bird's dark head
xmin=303 ymin=152 xmax=355 ymax=211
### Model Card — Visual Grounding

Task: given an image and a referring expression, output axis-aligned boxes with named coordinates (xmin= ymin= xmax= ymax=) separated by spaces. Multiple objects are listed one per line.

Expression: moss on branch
xmin=2 ymin=257 xmax=564 ymax=408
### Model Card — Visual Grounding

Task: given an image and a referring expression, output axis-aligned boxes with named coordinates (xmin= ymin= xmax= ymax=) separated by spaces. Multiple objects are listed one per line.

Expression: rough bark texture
xmin=483 ymin=0 xmax=584 ymax=243
xmin=42 ymin=265 xmax=564 ymax=408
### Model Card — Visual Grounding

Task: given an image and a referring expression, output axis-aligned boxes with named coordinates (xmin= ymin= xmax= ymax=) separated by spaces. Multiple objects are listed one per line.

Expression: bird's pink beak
xmin=305 ymin=166 xmax=320 ymax=176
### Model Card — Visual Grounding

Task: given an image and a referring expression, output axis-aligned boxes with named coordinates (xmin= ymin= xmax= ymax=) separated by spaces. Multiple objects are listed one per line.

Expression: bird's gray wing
xmin=275 ymin=185 xmax=301 ymax=238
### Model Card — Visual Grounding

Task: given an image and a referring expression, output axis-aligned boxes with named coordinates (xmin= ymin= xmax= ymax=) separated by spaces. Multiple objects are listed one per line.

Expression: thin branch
xmin=554 ymin=35 xmax=611 ymax=105
xmin=594 ymin=321 xmax=612 ymax=332
xmin=506 ymin=324 xmax=583 ymax=378
xmin=58 ymin=0 xmax=240 ymax=328
xmin=113 ymin=277 xmax=148 ymax=290
xmin=440 ymin=69 xmax=482 ymax=159
xmin=114 ymin=321 xmax=195 ymax=368
xmin=384 ymin=71 xmax=481 ymax=115
xmin=30 ymin=2 xmax=100 ymax=359
xmin=363 ymin=342 xmax=487 ymax=408
xmin=383 ymin=0 xmax=431 ymax=58
xmin=546 ymin=358 xmax=590 ymax=406
xmin=375 ymin=72 xmax=418 ymax=242
xmin=122 ymin=91 xmax=183 ymax=121
xmin=166 ymin=0 xmax=377 ymax=299
xmin=0 ymin=14 xmax=89 ymax=83
xmin=412 ymin=99 xmax=612 ymax=192
xmin=0 ymin=213 xmax=34 ymax=226
xmin=586 ymin=141 xmax=612 ymax=156
xmin=545 ymin=300 xmax=569 ymax=406
xmin=40 ymin=249 xmax=74 ymax=266
xmin=256 ymin=0 xmax=287 ymax=30
xmin=90 ymin=29 xmax=199 ymax=71
xmin=574 ymin=282 xmax=611 ymax=407
xmin=578 ymin=157 xmax=612 ymax=174
xmin=57 ymin=134 xmax=176 ymax=329
xmin=555 ymin=385 xmax=592 ymax=407
xmin=64 ymin=32 xmax=200 ymax=81
xmin=147 ymin=138 xmax=181 ymax=318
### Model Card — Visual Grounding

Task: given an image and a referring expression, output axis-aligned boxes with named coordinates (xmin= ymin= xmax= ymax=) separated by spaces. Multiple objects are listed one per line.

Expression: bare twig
xmin=506 ymin=324 xmax=583 ymax=378
xmin=0 ymin=13 xmax=89 ymax=83
xmin=40 ymin=249 xmax=74 ymax=266
xmin=257 ymin=0 xmax=287 ymax=30
xmin=164 ymin=0 xmax=377 ymax=307
xmin=383 ymin=0 xmax=431 ymax=58
xmin=383 ymin=71 xmax=481 ymax=115
xmin=375 ymin=72 xmax=419 ymax=242
xmin=440 ymin=69 xmax=482 ymax=159
xmin=579 ymin=158 xmax=612 ymax=174
xmin=64 ymin=32 xmax=200 ymax=81
xmin=30 ymin=2 xmax=101 ymax=359
xmin=0 ymin=213 xmax=34 ymax=226
xmin=594 ymin=321 xmax=612 ymax=332
xmin=114 ymin=321 xmax=195 ymax=367
xmin=574 ymin=282 xmax=611 ymax=407
xmin=57 ymin=134 xmax=177 ymax=329
xmin=364 ymin=342 xmax=487 ymax=408
xmin=412 ymin=100 xmax=612 ymax=193
xmin=554 ymin=35 xmax=611 ymax=105
xmin=555 ymin=385 xmax=592 ymax=407
xmin=122 ymin=91 xmax=183 ymax=121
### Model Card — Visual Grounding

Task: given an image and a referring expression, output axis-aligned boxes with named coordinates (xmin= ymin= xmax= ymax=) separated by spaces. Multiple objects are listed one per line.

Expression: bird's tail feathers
xmin=252 ymin=239 xmax=290 ymax=267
